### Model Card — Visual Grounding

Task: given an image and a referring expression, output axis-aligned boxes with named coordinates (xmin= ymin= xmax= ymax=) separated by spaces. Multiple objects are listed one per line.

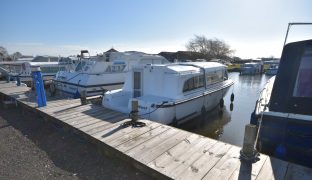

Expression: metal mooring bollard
xmin=240 ymin=124 xmax=259 ymax=161
xmin=31 ymin=66 xmax=47 ymax=107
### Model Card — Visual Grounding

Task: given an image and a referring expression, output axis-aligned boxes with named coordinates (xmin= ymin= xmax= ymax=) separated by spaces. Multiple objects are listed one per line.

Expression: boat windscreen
xmin=293 ymin=47 xmax=312 ymax=97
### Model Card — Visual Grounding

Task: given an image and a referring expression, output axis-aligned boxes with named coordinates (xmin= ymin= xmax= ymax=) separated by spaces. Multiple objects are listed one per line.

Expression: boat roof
xmin=244 ymin=62 xmax=259 ymax=65
xmin=26 ymin=62 xmax=60 ymax=66
xmin=142 ymin=62 xmax=226 ymax=74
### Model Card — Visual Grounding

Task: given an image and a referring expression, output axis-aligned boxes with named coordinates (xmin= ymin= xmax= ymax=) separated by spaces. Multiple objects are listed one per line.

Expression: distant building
xmin=106 ymin=48 xmax=118 ymax=53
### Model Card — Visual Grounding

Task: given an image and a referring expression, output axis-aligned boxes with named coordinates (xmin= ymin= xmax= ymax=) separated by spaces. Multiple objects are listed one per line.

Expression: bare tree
xmin=11 ymin=52 xmax=23 ymax=61
xmin=186 ymin=35 xmax=234 ymax=60
xmin=0 ymin=46 xmax=9 ymax=61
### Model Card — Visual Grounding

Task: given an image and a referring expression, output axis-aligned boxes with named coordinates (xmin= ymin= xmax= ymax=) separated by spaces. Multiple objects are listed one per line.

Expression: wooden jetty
xmin=0 ymin=81 xmax=311 ymax=180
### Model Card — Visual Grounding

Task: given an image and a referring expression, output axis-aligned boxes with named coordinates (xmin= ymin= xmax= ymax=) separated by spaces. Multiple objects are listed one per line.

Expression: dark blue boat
xmin=250 ymin=39 xmax=312 ymax=168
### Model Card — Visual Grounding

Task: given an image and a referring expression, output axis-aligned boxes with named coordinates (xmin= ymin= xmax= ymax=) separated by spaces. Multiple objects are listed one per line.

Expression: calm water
xmin=179 ymin=72 xmax=272 ymax=147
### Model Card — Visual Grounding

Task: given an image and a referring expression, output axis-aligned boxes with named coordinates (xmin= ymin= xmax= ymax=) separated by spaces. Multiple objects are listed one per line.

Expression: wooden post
xmin=131 ymin=99 xmax=138 ymax=122
xmin=80 ymin=90 xmax=87 ymax=105
xmin=241 ymin=124 xmax=258 ymax=158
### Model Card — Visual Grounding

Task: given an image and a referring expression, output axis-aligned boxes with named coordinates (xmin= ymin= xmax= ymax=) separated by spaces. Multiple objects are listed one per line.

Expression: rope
xmin=129 ymin=101 xmax=169 ymax=118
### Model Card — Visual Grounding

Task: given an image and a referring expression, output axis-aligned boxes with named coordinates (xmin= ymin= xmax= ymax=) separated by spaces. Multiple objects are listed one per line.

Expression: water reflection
xmin=179 ymin=72 xmax=271 ymax=147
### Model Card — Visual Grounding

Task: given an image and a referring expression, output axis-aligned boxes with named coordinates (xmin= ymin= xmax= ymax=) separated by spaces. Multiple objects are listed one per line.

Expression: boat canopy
xmin=269 ymin=39 xmax=312 ymax=115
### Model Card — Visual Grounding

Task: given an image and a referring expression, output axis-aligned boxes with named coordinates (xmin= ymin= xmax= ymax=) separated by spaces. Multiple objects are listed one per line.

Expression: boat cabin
xmin=72 ymin=52 xmax=169 ymax=74
xmin=123 ymin=62 xmax=228 ymax=100
xmin=103 ymin=62 xmax=233 ymax=124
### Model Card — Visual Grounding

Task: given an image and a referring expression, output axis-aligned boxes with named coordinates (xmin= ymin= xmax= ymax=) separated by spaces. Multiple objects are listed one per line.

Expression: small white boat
xmin=102 ymin=62 xmax=234 ymax=125
xmin=53 ymin=51 xmax=169 ymax=97
xmin=19 ymin=62 xmax=67 ymax=84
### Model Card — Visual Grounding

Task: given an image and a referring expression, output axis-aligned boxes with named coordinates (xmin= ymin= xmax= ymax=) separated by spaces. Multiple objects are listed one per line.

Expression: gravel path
xmin=0 ymin=106 xmax=151 ymax=180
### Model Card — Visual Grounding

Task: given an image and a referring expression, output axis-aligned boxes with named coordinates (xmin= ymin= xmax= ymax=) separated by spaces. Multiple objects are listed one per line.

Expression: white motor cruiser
xmin=53 ymin=51 xmax=169 ymax=97
xmin=103 ymin=62 xmax=234 ymax=125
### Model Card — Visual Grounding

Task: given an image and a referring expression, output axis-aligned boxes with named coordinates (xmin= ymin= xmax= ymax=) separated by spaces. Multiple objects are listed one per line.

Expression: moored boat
xmin=240 ymin=62 xmax=263 ymax=75
xmin=103 ymin=62 xmax=234 ymax=125
xmin=53 ymin=51 xmax=169 ymax=98
xmin=265 ymin=64 xmax=279 ymax=75
xmin=250 ymin=39 xmax=312 ymax=167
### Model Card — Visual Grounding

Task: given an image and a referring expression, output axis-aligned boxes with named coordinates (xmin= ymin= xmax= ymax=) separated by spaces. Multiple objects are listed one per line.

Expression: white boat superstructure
xmin=20 ymin=62 xmax=67 ymax=81
xmin=53 ymin=51 xmax=169 ymax=97
xmin=103 ymin=62 xmax=234 ymax=125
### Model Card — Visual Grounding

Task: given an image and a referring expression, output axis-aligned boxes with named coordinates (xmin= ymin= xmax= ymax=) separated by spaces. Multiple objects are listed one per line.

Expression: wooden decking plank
xmin=160 ymin=137 xmax=218 ymax=179
xmin=0 ymin=83 xmax=17 ymax=89
xmin=202 ymin=146 xmax=242 ymax=180
xmin=174 ymin=141 xmax=232 ymax=180
xmin=124 ymin=127 xmax=179 ymax=160
xmin=55 ymin=106 xmax=103 ymax=120
xmin=49 ymin=105 xmax=96 ymax=118
xmin=63 ymin=110 xmax=125 ymax=129
xmin=99 ymin=121 xmax=156 ymax=144
xmin=284 ymin=163 xmax=312 ymax=180
xmin=76 ymin=112 xmax=127 ymax=130
xmin=65 ymin=116 xmax=99 ymax=128
xmin=63 ymin=109 xmax=120 ymax=125
xmin=107 ymin=122 xmax=161 ymax=147
xmin=147 ymin=134 xmax=205 ymax=174
xmin=229 ymin=154 xmax=268 ymax=180
xmin=85 ymin=119 xmax=132 ymax=137
xmin=115 ymin=125 xmax=170 ymax=153
xmin=0 ymin=87 xmax=30 ymax=94
xmin=74 ymin=110 xmax=122 ymax=128
xmin=137 ymin=130 xmax=191 ymax=164
xmin=83 ymin=117 xmax=130 ymax=136
xmin=41 ymin=101 xmax=84 ymax=114
xmin=40 ymin=98 xmax=80 ymax=109
xmin=84 ymin=113 xmax=130 ymax=136
xmin=255 ymin=157 xmax=289 ymax=180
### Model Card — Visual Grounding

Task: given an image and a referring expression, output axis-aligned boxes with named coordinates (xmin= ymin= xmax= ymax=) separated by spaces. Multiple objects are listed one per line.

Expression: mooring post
xmin=32 ymin=66 xmax=47 ymax=107
xmin=16 ymin=76 xmax=21 ymax=86
xmin=80 ymin=90 xmax=87 ymax=105
xmin=241 ymin=124 xmax=258 ymax=160
xmin=6 ymin=75 xmax=10 ymax=83
xmin=131 ymin=99 xmax=138 ymax=122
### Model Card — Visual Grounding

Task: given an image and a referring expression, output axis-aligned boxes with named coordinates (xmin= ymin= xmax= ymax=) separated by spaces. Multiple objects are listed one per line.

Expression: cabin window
xmin=75 ymin=61 xmax=86 ymax=72
xmin=183 ymin=75 xmax=204 ymax=93
xmin=206 ymin=70 xmax=224 ymax=85
xmin=293 ymin=47 xmax=312 ymax=98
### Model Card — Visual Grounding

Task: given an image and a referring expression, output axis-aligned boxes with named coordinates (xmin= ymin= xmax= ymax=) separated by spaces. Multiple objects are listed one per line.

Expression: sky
xmin=1 ymin=0 xmax=311 ymax=59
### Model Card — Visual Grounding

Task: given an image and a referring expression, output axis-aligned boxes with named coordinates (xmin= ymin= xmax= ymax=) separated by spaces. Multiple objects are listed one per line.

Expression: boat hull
xmin=253 ymin=113 xmax=312 ymax=168
xmin=103 ymin=80 xmax=233 ymax=125
xmin=142 ymin=85 xmax=231 ymax=124
xmin=54 ymin=80 xmax=123 ymax=97
xmin=54 ymin=71 xmax=126 ymax=98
